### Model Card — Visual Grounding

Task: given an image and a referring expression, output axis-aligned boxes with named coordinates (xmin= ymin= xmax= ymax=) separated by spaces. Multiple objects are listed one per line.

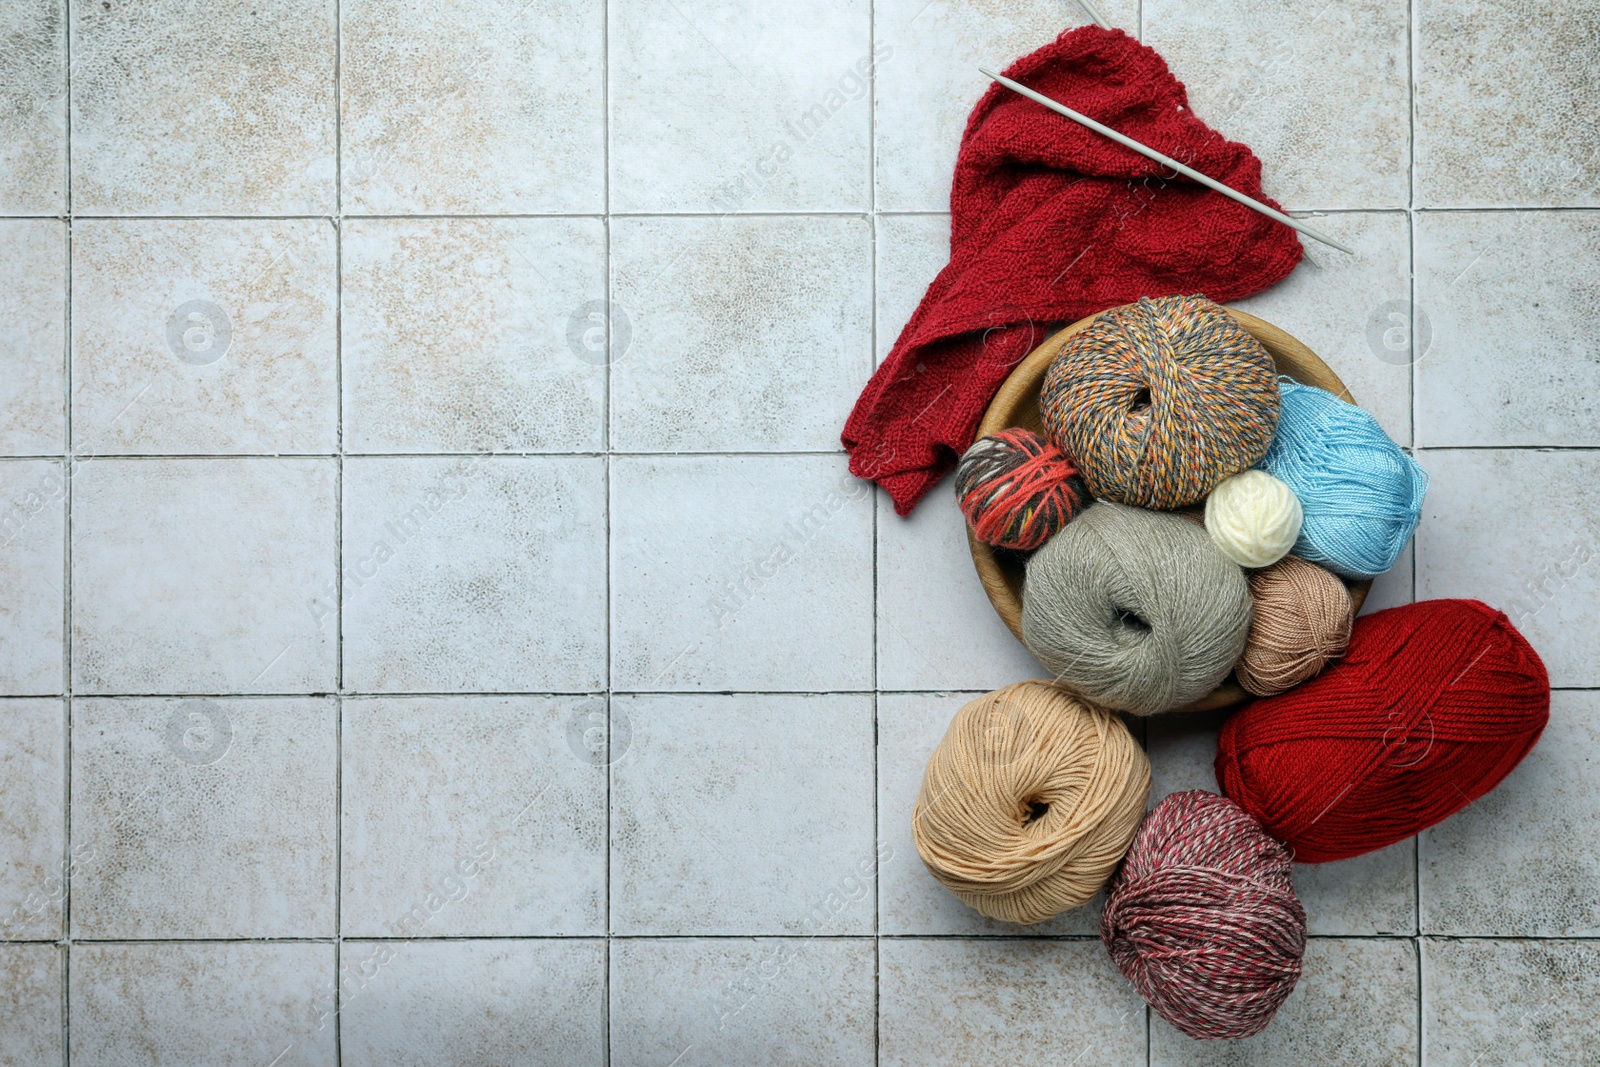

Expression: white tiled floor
xmin=2 ymin=0 xmax=1598 ymax=1064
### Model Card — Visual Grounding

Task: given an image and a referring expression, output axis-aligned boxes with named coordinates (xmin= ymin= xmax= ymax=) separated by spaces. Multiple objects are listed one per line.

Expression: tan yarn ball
xmin=1235 ymin=556 xmax=1355 ymax=697
xmin=911 ymin=682 xmax=1151 ymax=924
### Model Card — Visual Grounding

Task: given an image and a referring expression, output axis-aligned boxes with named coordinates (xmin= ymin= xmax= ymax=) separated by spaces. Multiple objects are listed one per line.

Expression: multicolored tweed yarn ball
xmin=1101 ymin=790 xmax=1307 ymax=1041
xmin=955 ymin=428 xmax=1090 ymax=551
xmin=1039 ymin=295 xmax=1280 ymax=510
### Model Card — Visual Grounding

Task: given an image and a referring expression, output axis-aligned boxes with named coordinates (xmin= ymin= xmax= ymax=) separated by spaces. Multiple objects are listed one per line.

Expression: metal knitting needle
xmin=1075 ymin=0 xmax=1111 ymax=29
xmin=978 ymin=67 xmax=1355 ymax=254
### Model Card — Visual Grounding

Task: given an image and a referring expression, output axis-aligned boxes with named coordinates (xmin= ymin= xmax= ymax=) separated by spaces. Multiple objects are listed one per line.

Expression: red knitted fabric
xmin=844 ymin=25 xmax=1302 ymax=515
xmin=1216 ymin=600 xmax=1550 ymax=864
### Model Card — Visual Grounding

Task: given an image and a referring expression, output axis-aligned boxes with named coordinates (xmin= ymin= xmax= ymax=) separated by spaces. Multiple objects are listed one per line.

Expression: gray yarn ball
xmin=1021 ymin=502 xmax=1253 ymax=715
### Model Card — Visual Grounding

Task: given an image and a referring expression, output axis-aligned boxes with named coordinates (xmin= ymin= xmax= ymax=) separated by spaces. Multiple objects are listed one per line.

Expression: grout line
xmin=61 ymin=3 xmax=74 ymax=1061
xmin=332 ymin=0 xmax=345 ymax=1059
xmin=867 ymin=1 xmax=880 ymax=1060
xmin=601 ymin=0 xmax=613 ymax=1062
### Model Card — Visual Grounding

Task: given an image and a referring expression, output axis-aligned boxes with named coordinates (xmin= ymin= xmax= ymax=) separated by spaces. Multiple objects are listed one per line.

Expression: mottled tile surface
xmin=0 ymin=460 xmax=64 ymax=695
xmin=610 ymin=938 xmax=875 ymax=1067
xmin=610 ymin=215 xmax=872 ymax=451
xmin=611 ymin=455 xmax=872 ymax=691
xmin=0 ymin=700 xmax=65 ymax=941
xmin=339 ymin=939 xmax=605 ymax=1067
xmin=341 ymin=0 xmax=604 ymax=214
xmin=1424 ymin=939 xmax=1600 ymax=1067
xmin=70 ymin=697 xmax=336 ymax=938
xmin=341 ymin=695 xmax=604 ymax=937
xmin=1144 ymin=0 xmax=1409 ymax=211
xmin=1416 ymin=210 xmax=1600 ymax=447
xmin=0 ymin=944 xmax=62 ymax=1066
xmin=1150 ymin=939 xmax=1418 ymax=1066
xmin=71 ymin=459 xmax=337 ymax=693
xmin=878 ymin=692 xmax=1100 ymax=936
xmin=72 ymin=219 xmax=338 ymax=455
xmin=874 ymin=213 xmax=948 ymax=365
xmin=69 ymin=0 xmax=336 ymax=214
xmin=1416 ymin=0 xmax=1600 ymax=206
xmin=0 ymin=0 xmax=65 ymax=215
xmin=1230 ymin=211 xmax=1412 ymax=445
xmin=877 ymin=484 xmax=1046 ymax=692
xmin=341 ymin=457 xmax=607 ymax=693
xmin=70 ymin=942 xmax=334 ymax=1066
xmin=342 ymin=217 xmax=605 ymax=454
xmin=1417 ymin=449 xmax=1600 ymax=687
xmin=879 ymin=938 xmax=1147 ymax=1066
xmin=0 ymin=220 xmax=65 ymax=456
xmin=1146 ymin=709 xmax=1418 ymax=936
xmin=609 ymin=0 xmax=871 ymax=212
xmin=611 ymin=694 xmax=875 ymax=935
xmin=1421 ymin=691 xmax=1600 ymax=936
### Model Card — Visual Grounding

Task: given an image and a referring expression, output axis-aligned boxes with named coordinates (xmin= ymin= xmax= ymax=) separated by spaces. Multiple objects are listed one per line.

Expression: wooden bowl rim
xmin=967 ymin=304 xmax=1372 ymax=714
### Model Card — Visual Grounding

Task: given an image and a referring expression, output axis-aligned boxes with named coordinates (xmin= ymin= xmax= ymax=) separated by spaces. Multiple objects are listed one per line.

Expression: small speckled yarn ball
xmin=912 ymin=682 xmax=1150 ymax=924
xmin=1258 ymin=379 xmax=1428 ymax=579
xmin=955 ymin=428 xmax=1090 ymax=551
xmin=1205 ymin=470 xmax=1303 ymax=569
xmin=1021 ymin=502 xmax=1253 ymax=715
xmin=1039 ymin=295 xmax=1280 ymax=510
xmin=1236 ymin=555 xmax=1354 ymax=697
xmin=1100 ymin=790 xmax=1307 ymax=1041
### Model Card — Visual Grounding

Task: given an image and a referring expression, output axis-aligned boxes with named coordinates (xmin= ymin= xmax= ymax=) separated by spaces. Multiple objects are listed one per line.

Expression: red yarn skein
xmin=955 ymin=428 xmax=1089 ymax=550
xmin=1216 ymin=599 xmax=1549 ymax=863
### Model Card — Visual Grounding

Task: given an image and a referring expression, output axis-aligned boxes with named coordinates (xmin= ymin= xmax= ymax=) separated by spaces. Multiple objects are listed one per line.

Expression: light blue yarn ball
xmin=1257 ymin=380 xmax=1428 ymax=580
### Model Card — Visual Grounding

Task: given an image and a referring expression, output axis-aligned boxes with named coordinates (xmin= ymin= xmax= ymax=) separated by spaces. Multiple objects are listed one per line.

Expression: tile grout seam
xmin=60 ymin=0 xmax=74 ymax=1061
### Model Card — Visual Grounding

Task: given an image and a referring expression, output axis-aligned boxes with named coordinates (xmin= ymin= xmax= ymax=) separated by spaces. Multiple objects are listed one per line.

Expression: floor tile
xmin=609 ymin=0 xmax=871 ymax=212
xmin=611 ymin=693 xmax=875 ymax=935
xmin=1149 ymin=938 xmax=1418 ymax=1066
xmin=873 ymin=0 xmax=1136 ymax=212
xmin=610 ymin=937 xmax=874 ymax=1067
xmin=0 ymin=460 xmax=64 ymax=695
xmin=70 ymin=942 xmax=335 ymax=1067
xmin=72 ymin=219 xmax=338 ymax=455
xmin=878 ymin=692 xmax=1099 ymax=935
xmin=341 ymin=696 xmax=605 ymax=938
xmin=874 ymin=213 xmax=948 ymax=365
xmin=0 ymin=699 xmax=64 ymax=942
xmin=1230 ymin=211 xmax=1411 ymax=446
xmin=340 ymin=0 xmax=604 ymax=214
xmin=1424 ymin=939 xmax=1600 ymax=1067
xmin=1421 ymin=690 xmax=1600 ymax=936
xmin=1143 ymin=0 xmax=1409 ymax=211
xmin=1416 ymin=210 xmax=1600 ymax=447
xmin=339 ymin=939 xmax=605 ymax=1067
xmin=68 ymin=0 xmax=336 ymax=215
xmin=1416 ymin=0 xmax=1600 ymax=206
xmin=0 ymin=0 xmax=65 ymax=214
xmin=611 ymin=455 xmax=872 ymax=691
xmin=610 ymin=215 xmax=872 ymax=451
xmin=71 ymin=458 xmax=337 ymax=693
xmin=877 ymin=484 xmax=1047 ymax=691
xmin=0 ymin=220 xmax=65 ymax=455
xmin=341 ymin=456 xmax=607 ymax=693
xmin=1147 ymin=709 xmax=1416 ymax=935
xmin=0 ymin=944 xmax=62 ymax=1065
xmin=1416 ymin=449 xmax=1600 ymax=688
xmin=879 ymin=937 xmax=1146 ymax=1067
xmin=341 ymin=218 xmax=605 ymax=454
xmin=70 ymin=696 xmax=336 ymax=938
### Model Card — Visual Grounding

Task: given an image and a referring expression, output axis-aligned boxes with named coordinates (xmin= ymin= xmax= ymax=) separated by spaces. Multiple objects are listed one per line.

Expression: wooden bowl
xmin=967 ymin=305 xmax=1372 ymax=713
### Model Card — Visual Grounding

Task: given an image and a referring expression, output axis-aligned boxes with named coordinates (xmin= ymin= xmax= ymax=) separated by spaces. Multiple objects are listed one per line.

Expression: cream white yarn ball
xmin=1204 ymin=470 xmax=1303 ymax=569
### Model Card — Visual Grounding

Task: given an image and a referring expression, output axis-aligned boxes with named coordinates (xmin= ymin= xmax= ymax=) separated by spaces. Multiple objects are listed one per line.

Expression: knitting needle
xmin=977 ymin=67 xmax=1355 ymax=255
xmin=1074 ymin=0 xmax=1111 ymax=29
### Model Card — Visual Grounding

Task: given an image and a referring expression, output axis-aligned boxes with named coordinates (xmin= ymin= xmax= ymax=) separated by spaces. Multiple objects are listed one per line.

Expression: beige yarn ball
xmin=1235 ymin=555 xmax=1354 ymax=697
xmin=912 ymin=682 xmax=1151 ymax=925
xmin=1205 ymin=470 xmax=1303 ymax=569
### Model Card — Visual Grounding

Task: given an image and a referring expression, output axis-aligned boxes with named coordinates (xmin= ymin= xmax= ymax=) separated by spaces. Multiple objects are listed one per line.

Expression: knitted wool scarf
xmin=844 ymin=25 xmax=1302 ymax=515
